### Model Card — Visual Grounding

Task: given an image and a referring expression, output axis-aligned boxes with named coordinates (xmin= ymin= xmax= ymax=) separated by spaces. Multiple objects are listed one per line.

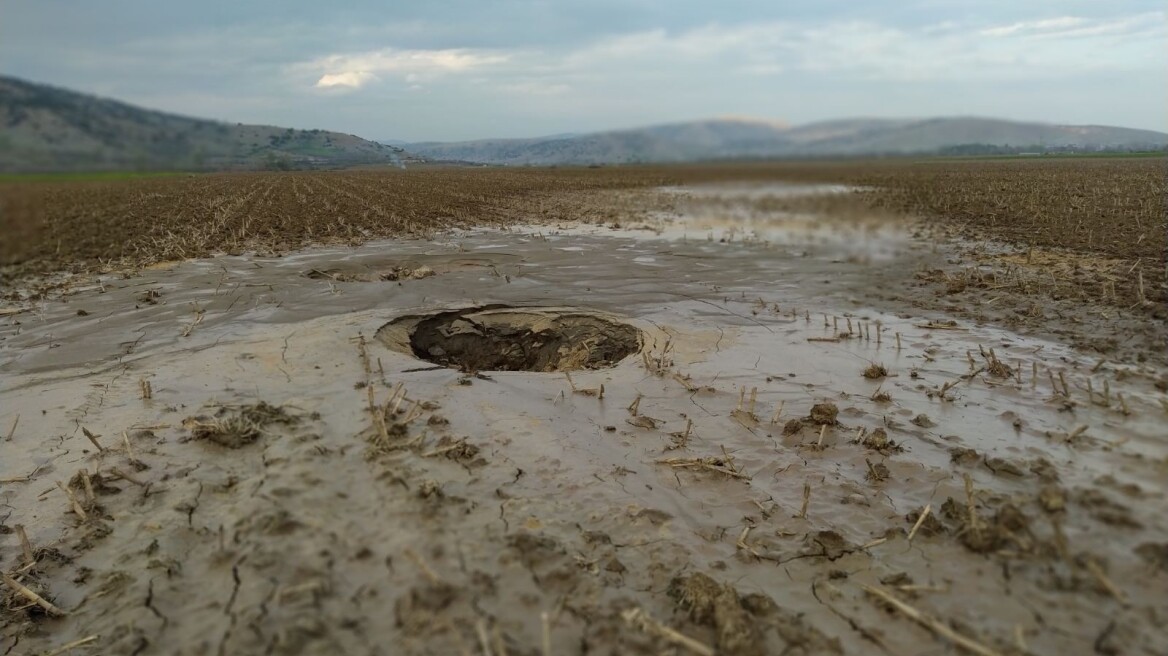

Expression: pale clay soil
xmin=2 ymin=183 xmax=1166 ymax=656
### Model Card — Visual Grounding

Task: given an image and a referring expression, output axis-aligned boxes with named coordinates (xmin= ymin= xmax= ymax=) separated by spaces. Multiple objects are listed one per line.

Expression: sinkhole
xmin=376 ymin=306 xmax=643 ymax=373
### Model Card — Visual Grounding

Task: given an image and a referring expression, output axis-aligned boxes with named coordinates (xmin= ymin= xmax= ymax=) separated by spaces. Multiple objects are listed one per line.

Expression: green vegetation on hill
xmin=0 ymin=75 xmax=405 ymax=173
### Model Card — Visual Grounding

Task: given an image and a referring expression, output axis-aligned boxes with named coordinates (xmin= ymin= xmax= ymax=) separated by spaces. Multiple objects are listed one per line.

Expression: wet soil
xmin=1 ymin=182 xmax=1166 ymax=655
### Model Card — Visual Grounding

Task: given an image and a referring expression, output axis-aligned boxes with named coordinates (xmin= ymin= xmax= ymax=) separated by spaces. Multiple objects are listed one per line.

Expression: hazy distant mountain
xmin=403 ymin=117 xmax=1168 ymax=165
xmin=0 ymin=75 xmax=405 ymax=173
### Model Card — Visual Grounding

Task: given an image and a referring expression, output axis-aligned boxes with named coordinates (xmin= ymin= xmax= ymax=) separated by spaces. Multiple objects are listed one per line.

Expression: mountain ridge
xmin=400 ymin=116 xmax=1168 ymax=165
xmin=0 ymin=75 xmax=405 ymax=173
xmin=3 ymin=75 xmax=1164 ymax=172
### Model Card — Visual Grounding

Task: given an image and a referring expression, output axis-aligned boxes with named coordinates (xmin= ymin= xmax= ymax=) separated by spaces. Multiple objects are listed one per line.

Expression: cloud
xmin=979 ymin=17 xmax=1088 ymax=37
xmin=978 ymin=13 xmax=1164 ymax=39
xmin=315 ymin=71 xmax=376 ymax=89
xmin=549 ymin=12 xmax=1167 ymax=81
xmin=299 ymin=47 xmax=511 ymax=89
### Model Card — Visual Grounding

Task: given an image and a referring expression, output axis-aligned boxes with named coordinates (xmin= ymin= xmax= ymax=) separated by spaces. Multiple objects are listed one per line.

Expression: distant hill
xmin=0 ymin=75 xmax=405 ymax=173
xmin=402 ymin=117 xmax=1168 ymax=165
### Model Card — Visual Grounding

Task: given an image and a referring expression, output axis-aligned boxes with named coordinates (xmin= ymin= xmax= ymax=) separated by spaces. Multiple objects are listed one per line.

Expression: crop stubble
xmin=2 ymin=159 xmax=1164 ymax=303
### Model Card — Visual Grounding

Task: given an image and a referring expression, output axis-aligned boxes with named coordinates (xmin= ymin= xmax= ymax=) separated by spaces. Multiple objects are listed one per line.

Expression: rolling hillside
xmin=0 ymin=75 xmax=405 ymax=173
xmin=403 ymin=117 xmax=1168 ymax=165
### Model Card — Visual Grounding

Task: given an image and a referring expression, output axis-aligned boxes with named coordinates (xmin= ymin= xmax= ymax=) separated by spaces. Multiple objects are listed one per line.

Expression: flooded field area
xmin=2 ymin=183 xmax=1166 ymax=655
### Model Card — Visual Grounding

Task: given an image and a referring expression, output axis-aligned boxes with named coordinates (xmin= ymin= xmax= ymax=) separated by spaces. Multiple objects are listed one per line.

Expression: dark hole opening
xmin=404 ymin=307 xmax=641 ymax=372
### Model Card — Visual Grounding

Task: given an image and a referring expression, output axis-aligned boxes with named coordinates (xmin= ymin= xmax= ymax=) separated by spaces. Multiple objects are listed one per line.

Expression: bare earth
xmin=2 ymin=182 xmax=1166 ymax=655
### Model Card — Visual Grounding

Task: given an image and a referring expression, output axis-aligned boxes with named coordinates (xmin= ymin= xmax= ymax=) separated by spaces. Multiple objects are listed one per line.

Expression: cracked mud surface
xmin=2 ymin=183 xmax=1166 ymax=655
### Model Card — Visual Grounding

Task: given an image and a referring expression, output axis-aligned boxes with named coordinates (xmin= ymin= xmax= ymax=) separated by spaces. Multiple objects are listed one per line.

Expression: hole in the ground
xmin=376 ymin=306 xmax=642 ymax=372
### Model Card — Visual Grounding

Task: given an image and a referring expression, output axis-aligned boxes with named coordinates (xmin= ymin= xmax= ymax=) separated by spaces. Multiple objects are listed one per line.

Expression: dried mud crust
xmin=376 ymin=306 xmax=643 ymax=372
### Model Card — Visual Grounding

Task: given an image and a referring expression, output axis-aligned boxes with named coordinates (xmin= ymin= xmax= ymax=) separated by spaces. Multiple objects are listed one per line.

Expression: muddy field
xmin=2 ymin=163 xmax=1167 ymax=655
xmin=3 ymin=159 xmax=1164 ymax=302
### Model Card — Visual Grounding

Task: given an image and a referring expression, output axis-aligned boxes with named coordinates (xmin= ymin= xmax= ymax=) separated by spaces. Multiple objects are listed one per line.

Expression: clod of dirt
xmin=185 ymin=401 xmax=298 ymax=448
xmin=603 ymin=557 xmax=627 ymax=574
xmin=1038 ymin=485 xmax=1066 ymax=513
xmin=1134 ymin=543 xmax=1168 ymax=572
xmin=429 ymin=436 xmax=482 ymax=465
xmin=808 ymin=403 xmax=839 ymax=425
xmin=910 ymin=413 xmax=935 ymax=428
xmin=377 ymin=306 xmax=642 ymax=372
xmin=861 ymin=428 xmax=901 ymax=454
xmin=669 ymin=572 xmax=730 ymax=624
xmin=861 ymin=363 xmax=888 ymax=379
xmin=958 ymin=521 xmax=1007 ymax=553
xmin=865 ymin=459 xmax=890 ymax=482
xmin=949 ymin=447 xmax=980 ymax=465
xmin=880 ymin=572 xmax=913 ymax=586
xmin=940 ymin=497 xmax=965 ymax=521
xmin=943 ymin=498 xmax=1034 ymax=554
xmin=983 ymin=456 xmax=1026 ymax=477
xmin=668 ymin=573 xmax=765 ymax=656
xmin=417 ymin=480 xmax=443 ymax=499
xmin=582 ymin=530 xmax=613 ymax=545
xmin=800 ymin=530 xmax=856 ymax=560
xmin=1028 ymin=457 xmax=1060 ymax=482
xmin=136 ymin=289 xmax=161 ymax=305
xmin=782 ymin=418 xmax=804 ymax=435
xmin=905 ymin=507 xmax=945 ymax=537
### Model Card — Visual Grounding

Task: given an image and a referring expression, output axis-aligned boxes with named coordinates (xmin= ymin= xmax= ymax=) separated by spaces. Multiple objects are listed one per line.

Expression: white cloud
xmin=980 ymin=17 xmax=1088 ymax=37
xmin=1041 ymin=13 xmax=1163 ymax=39
xmin=299 ymin=47 xmax=511 ymax=90
xmin=978 ymin=13 xmax=1165 ymax=40
xmin=315 ymin=71 xmax=376 ymax=89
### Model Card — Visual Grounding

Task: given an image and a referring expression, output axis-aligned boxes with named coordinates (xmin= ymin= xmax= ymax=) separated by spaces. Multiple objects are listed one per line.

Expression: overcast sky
xmin=2 ymin=1 xmax=1164 ymax=141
